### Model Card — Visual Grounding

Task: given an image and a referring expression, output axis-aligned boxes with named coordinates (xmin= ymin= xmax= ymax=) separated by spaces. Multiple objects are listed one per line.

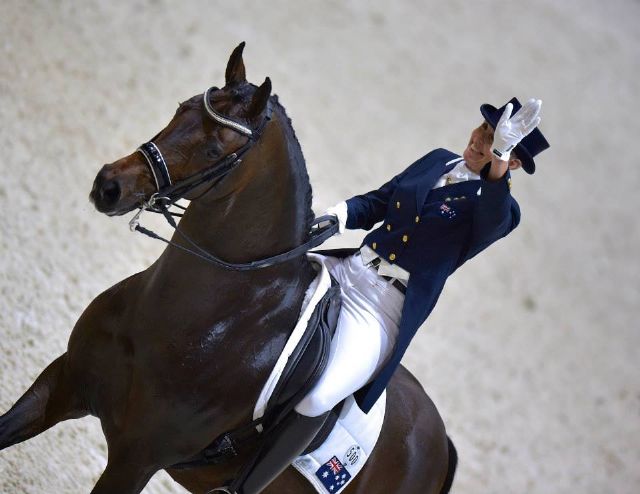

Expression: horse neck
xmin=155 ymin=109 xmax=314 ymax=281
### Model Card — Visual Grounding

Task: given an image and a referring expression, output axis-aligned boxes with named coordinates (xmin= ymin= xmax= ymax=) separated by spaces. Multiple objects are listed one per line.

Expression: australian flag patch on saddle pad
xmin=315 ymin=456 xmax=352 ymax=492
xmin=292 ymin=392 xmax=386 ymax=494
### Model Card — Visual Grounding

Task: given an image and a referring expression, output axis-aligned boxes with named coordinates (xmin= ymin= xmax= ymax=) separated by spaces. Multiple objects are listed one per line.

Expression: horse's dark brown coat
xmin=0 ymin=44 xmax=454 ymax=493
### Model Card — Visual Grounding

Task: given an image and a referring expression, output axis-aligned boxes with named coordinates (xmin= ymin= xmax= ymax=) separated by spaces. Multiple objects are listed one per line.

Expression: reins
xmin=130 ymin=86 xmax=338 ymax=271
xmin=132 ymin=204 xmax=338 ymax=271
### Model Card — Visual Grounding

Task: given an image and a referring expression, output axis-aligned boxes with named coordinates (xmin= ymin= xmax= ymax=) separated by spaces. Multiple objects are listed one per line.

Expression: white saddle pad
xmin=292 ymin=392 xmax=386 ymax=494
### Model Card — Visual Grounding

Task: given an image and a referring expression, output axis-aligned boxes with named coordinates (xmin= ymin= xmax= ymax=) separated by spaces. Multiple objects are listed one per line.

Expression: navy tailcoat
xmin=314 ymin=148 xmax=520 ymax=413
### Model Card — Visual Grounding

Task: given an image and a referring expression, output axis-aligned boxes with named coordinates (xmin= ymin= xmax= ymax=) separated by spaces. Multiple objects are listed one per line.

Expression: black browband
xmin=130 ymin=86 xmax=338 ymax=271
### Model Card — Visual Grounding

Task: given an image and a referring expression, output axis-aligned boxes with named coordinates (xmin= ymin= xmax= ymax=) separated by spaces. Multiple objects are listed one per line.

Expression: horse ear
xmin=247 ymin=77 xmax=272 ymax=120
xmin=225 ymin=42 xmax=246 ymax=86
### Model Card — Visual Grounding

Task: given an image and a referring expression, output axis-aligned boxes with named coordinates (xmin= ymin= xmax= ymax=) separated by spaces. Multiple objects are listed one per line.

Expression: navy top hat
xmin=480 ymin=97 xmax=550 ymax=174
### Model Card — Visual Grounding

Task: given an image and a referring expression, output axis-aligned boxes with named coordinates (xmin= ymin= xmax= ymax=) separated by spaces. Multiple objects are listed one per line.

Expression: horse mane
xmin=269 ymin=94 xmax=315 ymax=237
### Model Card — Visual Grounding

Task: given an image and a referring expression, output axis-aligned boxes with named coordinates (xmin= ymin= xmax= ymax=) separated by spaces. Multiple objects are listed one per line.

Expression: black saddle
xmin=171 ymin=270 xmax=343 ymax=469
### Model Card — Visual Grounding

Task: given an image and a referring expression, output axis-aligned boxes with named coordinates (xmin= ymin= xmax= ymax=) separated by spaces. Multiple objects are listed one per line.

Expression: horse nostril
xmin=100 ymin=179 xmax=121 ymax=205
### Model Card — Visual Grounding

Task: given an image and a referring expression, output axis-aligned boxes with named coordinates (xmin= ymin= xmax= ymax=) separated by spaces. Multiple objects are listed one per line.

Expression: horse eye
xmin=206 ymin=148 xmax=220 ymax=160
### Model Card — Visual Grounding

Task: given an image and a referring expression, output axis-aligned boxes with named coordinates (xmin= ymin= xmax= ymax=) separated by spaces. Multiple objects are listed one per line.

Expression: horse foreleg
xmin=0 ymin=353 xmax=87 ymax=451
xmin=90 ymin=454 xmax=158 ymax=494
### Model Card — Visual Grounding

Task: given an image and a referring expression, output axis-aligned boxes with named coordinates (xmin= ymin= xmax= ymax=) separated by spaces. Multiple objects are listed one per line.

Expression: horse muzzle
xmin=90 ymin=167 xmax=121 ymax=210
xmin=90 ymin=164 xmax=143 ymax=216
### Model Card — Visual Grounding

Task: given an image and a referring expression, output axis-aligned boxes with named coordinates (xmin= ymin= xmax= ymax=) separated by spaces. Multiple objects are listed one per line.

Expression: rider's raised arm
xmin=465 ymin=158 xmax=521 ymax=260
xmin=465 ymin=98 xmax=543 ymax=259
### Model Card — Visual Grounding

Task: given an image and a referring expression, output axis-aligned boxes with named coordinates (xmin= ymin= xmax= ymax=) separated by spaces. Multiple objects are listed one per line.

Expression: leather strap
xmin=366 ymin=256 xmax=407 ymax=295
xmin=138 ymin=141 xmax=171 ymax=190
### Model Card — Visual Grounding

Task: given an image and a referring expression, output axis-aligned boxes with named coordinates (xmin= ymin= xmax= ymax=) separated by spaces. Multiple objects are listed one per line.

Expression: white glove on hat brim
xmin=491 ymin=98 xmax=542 ymax=162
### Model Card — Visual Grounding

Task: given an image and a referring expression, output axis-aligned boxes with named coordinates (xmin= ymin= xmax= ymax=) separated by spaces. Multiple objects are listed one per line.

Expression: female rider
xmin=221 ymin=97 xmax=550 ymax=494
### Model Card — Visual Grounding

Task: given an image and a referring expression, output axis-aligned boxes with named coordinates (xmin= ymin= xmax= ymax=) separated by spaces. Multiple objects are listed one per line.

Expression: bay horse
xmin=0 ymin=43 xmax=456 ymax=493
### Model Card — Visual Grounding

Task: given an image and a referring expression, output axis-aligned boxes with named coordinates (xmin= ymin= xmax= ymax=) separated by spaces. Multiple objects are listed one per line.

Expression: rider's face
xmin=463 ymin=121 xmax=494 ymax=173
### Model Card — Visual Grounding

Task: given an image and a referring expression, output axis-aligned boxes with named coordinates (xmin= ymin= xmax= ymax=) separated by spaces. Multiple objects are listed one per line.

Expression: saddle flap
xmin=262 ymin=276 xmax=341 ymax=430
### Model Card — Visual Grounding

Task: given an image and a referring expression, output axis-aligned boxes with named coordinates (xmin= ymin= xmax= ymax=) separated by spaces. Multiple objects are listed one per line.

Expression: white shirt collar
xmin=433 ymin=159 xmax=480 ymax=189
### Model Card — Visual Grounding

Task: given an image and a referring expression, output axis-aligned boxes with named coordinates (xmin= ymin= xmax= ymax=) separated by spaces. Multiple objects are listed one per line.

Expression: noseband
xmin=130 ymin=86 xmax=338 ymax=271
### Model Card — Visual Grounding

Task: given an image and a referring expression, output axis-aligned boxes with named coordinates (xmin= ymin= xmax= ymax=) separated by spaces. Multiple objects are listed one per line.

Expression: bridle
xmin=130 ymin=86 xmax=338 ymax=271
xmin=137 ymin=86 xmax=268 ymax=206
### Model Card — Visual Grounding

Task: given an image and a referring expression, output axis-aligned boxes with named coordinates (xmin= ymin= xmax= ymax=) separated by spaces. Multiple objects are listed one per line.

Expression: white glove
xmin=324 ymin=201 xmax=348 ymax=235
xmin=491 ymin=98 xmax=542 ymax=161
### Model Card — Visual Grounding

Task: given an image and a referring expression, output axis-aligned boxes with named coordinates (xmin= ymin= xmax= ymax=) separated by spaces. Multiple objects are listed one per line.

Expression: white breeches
xmin=295 ymin=253 xmax=404 ymax=417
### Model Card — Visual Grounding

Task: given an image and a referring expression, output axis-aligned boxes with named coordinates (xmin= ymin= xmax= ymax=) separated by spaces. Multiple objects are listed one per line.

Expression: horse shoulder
xmin=65 ymin=272 xmax=144 ymax=416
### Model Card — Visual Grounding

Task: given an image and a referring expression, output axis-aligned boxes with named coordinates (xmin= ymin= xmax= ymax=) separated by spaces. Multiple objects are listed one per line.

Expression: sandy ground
xmin=1 ymin=0 xmax=639 ymax=492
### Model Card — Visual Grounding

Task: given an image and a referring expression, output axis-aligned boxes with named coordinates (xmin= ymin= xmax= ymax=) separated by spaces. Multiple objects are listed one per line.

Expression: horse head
xmin=89 ymin=42 xmax=273 ymax=217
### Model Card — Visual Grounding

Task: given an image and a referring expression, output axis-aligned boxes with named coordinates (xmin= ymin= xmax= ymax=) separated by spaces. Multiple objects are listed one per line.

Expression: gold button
xmin=402 ymin=235 xmax=408 ymax=243
xmin=396 ymin=201 xmax=401 ymax=209
xmin=508 ymin=178 xmax=512 ymax=190
xmin=415 ymin=216 xmax=420 ymax=223
xmin=372 ymin=242 xmax=377 ymax=249
xmin=389 ymin=253 xmax=396 ymax=261
xmin=446 ymin=176 xmax=452 ymax=184
xmin=386 ymin=224 xmax=391 ymax=231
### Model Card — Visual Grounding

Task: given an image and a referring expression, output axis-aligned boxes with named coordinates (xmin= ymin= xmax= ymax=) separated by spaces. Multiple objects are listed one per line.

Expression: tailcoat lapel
xmin=414 ymin=157 xmax=463 ymax=213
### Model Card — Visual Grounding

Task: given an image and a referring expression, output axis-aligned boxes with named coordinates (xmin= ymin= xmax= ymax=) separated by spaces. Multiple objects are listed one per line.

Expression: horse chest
xmin=68 ymin=274 xmax=301 ymax=430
